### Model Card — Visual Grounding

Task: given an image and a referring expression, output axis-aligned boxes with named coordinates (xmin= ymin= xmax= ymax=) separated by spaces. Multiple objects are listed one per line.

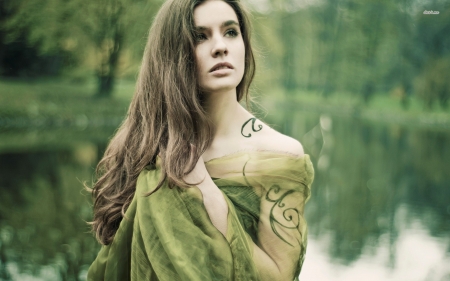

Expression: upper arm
xmin=255 ymin=188 xmax=306 ymax=280
xmin=252 ymin=135 xmax=307 ymax=279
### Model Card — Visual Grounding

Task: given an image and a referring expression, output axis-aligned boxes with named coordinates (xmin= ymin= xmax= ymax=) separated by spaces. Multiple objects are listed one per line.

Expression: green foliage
xmin=1 ymin=0 xmax=449 ymax=106
xmin=416 ymin=56 xmax=450 ymax=110
xmin=248 ymin=0 xmax=450 ymax=109
xmin=414 ymin=4 xmax=450 ymax=109
xmin=2 ymin=0 xmax=161 ymax=96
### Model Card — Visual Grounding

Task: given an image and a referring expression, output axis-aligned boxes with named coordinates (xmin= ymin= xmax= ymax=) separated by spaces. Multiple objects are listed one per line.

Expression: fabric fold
xmin=87 ymin=151 xmax=314 ymax=281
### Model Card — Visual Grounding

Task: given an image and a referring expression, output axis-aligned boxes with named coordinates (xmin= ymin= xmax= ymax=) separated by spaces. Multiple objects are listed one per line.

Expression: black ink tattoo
xmin=241 ymin=117 xmax=263 ymax=138
xmin=265 ymin=185 xmax=302 ymax=247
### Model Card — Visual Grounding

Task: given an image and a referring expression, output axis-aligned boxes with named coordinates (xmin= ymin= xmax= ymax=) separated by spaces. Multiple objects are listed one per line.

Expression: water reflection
xmin=0 ymin=112 xmax=449 ymax=280
xmin=0 ymin=144 xmax=103 ymax=280
xmin=268 ymin=111 xmax=450 ymax=280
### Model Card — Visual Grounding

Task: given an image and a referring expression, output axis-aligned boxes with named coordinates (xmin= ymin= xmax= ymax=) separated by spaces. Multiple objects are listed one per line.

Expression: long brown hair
xmin=90 ymin=0 xmax=256 ymax=245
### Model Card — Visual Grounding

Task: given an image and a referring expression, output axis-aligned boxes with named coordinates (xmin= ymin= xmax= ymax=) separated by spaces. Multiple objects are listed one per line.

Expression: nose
xmin=211 ymin=36 xmax=228 ymax=57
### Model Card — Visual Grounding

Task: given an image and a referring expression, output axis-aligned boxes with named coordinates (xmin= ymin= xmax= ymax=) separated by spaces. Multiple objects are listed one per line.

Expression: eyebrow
xmin=195 ymin=20 xmax=240 ymax=32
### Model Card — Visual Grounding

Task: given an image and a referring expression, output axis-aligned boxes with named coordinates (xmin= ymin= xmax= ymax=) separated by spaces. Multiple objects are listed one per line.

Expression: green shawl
xmin=87 ymin=151 xmax=314 ymax=281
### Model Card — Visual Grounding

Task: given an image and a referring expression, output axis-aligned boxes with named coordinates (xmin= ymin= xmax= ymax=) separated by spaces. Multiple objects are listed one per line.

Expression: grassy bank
xmin=258 ymin=88 xmax=450 ymax=130
xmin=1 ymin=79 xmax=449 ymax=130
xmin=0 ymin=78 xmax=134 ymax=129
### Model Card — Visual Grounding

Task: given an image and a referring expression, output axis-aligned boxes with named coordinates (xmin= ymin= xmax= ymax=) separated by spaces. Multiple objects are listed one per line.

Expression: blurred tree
xmin=79 ymin=0 xmax=126 ymax=97
xmin=2 ymin=0 xmax=449 ymax=106
xmin=416 ymin=56 xmax=450 ymax=110
xmin=394 ymin=0 xmax=416 ymax=109
xmin=252 ymin=0 xmax=408 ymax=104
xmin=0 ymin=0 xmax=66 ymax=77
xmin=415 ymin=3 xmax=450 ymax=109
xmin=318 ymin=0 xmax=345 ymax=98
xmin=0 ymin=0 xmax=7 ymax=75
xmin=77 ymin=0 xmax=161 ymax=97
xmin=329 ymin=0 xmax=400 ymax=104
xmin=250 ymin=0 xmax=321 ymax=94
xmin=2 ymin=0 xmax=160 ymax=97
xmin=280 ymin=11 xmax=298 ymax=92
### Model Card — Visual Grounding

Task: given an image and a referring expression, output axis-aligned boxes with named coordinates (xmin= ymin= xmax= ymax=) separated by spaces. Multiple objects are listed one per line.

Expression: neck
xmin=204 ymin=88 xmax=250 ymax=139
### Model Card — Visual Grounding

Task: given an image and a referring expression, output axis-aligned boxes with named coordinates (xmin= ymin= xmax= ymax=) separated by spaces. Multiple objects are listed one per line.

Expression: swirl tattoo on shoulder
xmin=265 ymin=185 xmax=302 ymax=247
xmin=241 ymin=117 xmax=263 ymax=138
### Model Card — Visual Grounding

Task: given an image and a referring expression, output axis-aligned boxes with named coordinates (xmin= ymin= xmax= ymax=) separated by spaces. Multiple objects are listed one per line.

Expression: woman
xmin=87 ymin=0 xmax=314 ymax=280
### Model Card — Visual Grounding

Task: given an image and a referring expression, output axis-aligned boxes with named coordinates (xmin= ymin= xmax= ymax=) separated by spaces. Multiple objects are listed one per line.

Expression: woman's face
xmin=194 ymin=0 xmax=245 ymax=94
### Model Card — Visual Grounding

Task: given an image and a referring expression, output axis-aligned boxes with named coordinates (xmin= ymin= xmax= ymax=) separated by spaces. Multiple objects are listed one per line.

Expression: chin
xmin=204 ymin=84 xmax=237 ymax=93
xmin=201 ymin=78 xmax=242 ymax=93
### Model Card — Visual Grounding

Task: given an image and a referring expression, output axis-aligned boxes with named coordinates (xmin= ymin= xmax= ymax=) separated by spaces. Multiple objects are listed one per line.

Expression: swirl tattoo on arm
xmin=241 ymin=117 xmax=263 ymax=138
xmin=265 ymin=185 xmax=302 ymax=247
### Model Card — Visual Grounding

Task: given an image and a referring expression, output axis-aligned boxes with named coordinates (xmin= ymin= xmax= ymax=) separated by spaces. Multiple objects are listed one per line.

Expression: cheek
xmin=195 ymin=48 xmax=206 ymax=74
xmin=237 ymin=42 xmax=246 ymax=74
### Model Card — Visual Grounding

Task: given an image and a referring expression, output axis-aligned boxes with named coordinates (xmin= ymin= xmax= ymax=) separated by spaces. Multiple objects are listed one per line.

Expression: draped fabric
xmin=87 ymin=151 xmax=314 ymax=281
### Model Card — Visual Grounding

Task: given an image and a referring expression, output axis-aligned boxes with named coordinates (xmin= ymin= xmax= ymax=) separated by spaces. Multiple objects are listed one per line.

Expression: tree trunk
xmin=322 ymin=0 xmax=345 ymax=98
xmin=361 ymin=3 xmax=382 ymax=105
xmin=95 ymin=4 xmax=123 ymax=98
xmin=97 ymin=74 xmax=115 ymax=97
xmin=280 ymin=11 xmax=297 ymax=93
xmin=96 ymin=32 xmax=122 ymax=98
xmin=0 ymin=0 xmax=8 ymax=76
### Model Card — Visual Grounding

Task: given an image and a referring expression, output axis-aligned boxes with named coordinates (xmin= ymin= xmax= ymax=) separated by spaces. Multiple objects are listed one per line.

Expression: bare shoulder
xmin=203 ymin=114 xmax=304 ymax=161
xmin=257 ymin=121 xmax=305 ymax=157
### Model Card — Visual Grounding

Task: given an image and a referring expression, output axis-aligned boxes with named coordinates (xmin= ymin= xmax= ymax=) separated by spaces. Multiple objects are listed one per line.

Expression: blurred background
xmin=0 ymin=0 xmax=449 ymax=280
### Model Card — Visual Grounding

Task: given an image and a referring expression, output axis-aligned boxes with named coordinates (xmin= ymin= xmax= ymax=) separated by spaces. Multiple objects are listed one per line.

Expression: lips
xmin=209 ymin=62 xmax=234 ymax=72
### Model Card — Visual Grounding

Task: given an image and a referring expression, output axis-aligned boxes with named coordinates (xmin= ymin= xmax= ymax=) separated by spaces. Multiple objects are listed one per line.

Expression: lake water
xmin=0 ymin=109 xmax=449 ymax=281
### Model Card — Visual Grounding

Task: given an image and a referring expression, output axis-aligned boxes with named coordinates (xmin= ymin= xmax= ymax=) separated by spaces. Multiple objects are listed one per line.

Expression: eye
xmin=225 ymin=29 xmax=239 ymax=38
xmin=195 ymin=32 xmax=207 ymax=42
